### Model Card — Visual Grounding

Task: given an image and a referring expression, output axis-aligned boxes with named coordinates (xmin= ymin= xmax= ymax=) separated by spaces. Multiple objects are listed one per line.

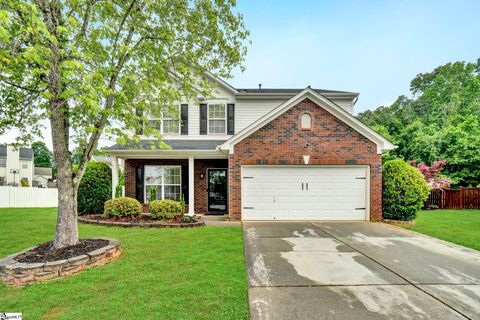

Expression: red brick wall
xmin=124 ymin=158 xmax=227 ymax=214
xmin=228 ymin=98 xmax=382 ymax=221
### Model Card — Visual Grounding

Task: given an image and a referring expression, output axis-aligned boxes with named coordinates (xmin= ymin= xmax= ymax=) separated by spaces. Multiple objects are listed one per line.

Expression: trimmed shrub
xmin=104 ymin=197 xmax=142 ymax=218
xmin=150 ymin=199 xmax=183 ymax=220
xmin=77 ymin=162 xmax=112 ymax=214
xmin=383 ymin=160 xmax=430 ymax=221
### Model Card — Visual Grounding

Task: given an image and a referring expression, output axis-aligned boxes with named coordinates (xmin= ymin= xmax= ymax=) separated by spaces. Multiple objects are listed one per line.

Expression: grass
xmin=403 ymin=209 xmax=480 ymax=251
xmin=0 ymin=208 xmax=248 ymax=319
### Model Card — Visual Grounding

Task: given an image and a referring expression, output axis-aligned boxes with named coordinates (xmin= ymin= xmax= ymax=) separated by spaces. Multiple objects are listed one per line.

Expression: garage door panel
xmin=242 ymin=166 xmax=368 ymax=221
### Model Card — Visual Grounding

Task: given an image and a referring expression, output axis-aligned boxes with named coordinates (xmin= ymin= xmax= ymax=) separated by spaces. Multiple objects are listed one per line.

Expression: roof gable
xmin=220 ymin=88 xmax=395 ymax=154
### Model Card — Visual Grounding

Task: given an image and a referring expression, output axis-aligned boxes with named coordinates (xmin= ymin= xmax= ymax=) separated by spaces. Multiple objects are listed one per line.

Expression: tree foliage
xmin=358 ymin=59 xmax=480 ymax=186
xmin=31 ymin=141 xmax=53 ymax=168
xmin=0 ymin=0 xmax=248 ymax=248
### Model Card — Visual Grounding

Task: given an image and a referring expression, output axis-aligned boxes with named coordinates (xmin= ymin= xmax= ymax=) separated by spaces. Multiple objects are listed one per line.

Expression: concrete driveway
xmin=243 ymin=221 xmax=480 ymax=320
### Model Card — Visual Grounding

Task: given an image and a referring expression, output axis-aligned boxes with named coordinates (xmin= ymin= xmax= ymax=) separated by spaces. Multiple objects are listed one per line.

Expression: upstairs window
xmin=146 ymin=105 xmax=180 ymax=135
xmin=301 ymin=113 xmax=312 ymax=130
xmin=208 ymin=103 xmax=226 ymax=134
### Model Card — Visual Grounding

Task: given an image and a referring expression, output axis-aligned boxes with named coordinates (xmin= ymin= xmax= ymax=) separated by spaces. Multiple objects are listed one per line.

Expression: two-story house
xmin=106 ymin=76 xmax=394 ymax=221
xmin=0 ymin=145 xmax=34 ymax=186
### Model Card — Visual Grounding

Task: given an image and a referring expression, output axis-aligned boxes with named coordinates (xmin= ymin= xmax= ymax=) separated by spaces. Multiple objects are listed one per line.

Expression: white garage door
xmin=242 ymin=166 xmax=368 ymax=221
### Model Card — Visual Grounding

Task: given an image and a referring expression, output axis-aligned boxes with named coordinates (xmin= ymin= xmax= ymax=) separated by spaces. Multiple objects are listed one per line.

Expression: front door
xmin=207 ymin=169 xmax=228 ymax=213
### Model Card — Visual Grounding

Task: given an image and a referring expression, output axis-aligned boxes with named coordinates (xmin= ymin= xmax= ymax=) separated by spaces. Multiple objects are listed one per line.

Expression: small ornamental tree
xmin=408 ymin=159 xmax=452 ymax=190
xmin=0 ymin=1 xmax=248 ymax=249
xmin=383 ymin=160 xmax=430 ymax=221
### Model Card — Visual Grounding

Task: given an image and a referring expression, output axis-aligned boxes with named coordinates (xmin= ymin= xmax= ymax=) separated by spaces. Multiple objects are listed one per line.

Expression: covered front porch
xmin=110 ymin=151 xmax=228 ymax=216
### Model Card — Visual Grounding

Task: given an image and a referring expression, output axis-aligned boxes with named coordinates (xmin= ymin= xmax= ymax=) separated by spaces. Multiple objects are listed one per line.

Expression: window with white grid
xmin=144 ymin=166 xmax=182 ymax=202
xmin=145 ymin=105 xmax=180 ymax=135
xmin=208 ymin=103 xmax=226 ymax=134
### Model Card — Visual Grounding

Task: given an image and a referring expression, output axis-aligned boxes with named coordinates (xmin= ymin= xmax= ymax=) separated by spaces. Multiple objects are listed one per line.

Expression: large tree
xmin=0 ymin=0 xmax=248 ymax=248
xmin=358 ymin=59 xmax=480 ymax=186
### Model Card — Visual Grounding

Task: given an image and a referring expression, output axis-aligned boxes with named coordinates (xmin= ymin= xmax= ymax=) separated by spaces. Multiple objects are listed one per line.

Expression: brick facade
xmin=124 ymin=158 xmax=227 ymax=214
xmin=228 ymin=98 xmax=382 ymax=221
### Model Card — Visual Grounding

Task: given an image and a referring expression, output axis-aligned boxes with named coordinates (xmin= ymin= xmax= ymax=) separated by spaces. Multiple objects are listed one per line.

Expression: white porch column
xmin=111 ymin=156 xmax=118 ymax=199
xmin=188 ymin=156 xmax=195 ymax=215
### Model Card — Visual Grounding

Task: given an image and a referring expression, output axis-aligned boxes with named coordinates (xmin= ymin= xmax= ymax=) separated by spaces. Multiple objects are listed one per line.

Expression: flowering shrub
xmin=409 ymin=159 xmax=451 ymax=190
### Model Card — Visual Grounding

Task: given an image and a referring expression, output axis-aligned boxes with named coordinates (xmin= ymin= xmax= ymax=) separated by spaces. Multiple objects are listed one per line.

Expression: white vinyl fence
xmin=0 ymin=186 xmax=58 ymax=208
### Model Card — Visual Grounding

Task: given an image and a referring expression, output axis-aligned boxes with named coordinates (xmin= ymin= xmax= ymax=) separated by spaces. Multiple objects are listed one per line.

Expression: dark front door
xmin=207 ymin=169 xmax=227 ymax=213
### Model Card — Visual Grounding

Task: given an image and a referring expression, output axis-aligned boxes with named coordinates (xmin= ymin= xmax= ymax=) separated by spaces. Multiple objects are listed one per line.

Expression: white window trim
xmin=146 ymin=105 xmax=181 ymax=135
xmin=207 ymin=101 xmax=227 ymax=135
xmin=144 ymin=165 xmax=182 ymax=202
xmin=301 ymin=113 xmax=312 ymax=130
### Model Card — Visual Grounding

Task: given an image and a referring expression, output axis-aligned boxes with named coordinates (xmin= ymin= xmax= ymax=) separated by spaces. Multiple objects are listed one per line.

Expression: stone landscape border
xmin=0 ymin=238 xmax=121 ymax=287
xmin=78 ymin=215 xmax=205 ymax=228
xmin=383 ymin=219 xmax=416 ymax=227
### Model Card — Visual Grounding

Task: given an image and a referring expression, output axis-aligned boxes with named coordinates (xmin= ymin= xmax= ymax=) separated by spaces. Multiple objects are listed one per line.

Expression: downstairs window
xmin=144 ymin=165 xmax=181 ymax=202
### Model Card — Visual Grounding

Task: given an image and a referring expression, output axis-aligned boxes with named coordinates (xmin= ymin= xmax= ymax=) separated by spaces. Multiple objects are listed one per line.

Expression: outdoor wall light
xmin=200 ymin=173 xmax=205 ymax=179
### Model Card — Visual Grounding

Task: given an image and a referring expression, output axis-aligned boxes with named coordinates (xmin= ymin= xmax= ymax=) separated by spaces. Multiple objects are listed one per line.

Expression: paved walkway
xmin=243 ymin=221 xmax=480 ymax=320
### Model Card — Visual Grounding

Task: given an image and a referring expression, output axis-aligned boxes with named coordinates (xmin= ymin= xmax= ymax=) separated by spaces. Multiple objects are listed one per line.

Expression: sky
xmin=1 ymin=0 xmax=480 ymax=148
xmin=232 ymin=0 xmax=480 ymax=112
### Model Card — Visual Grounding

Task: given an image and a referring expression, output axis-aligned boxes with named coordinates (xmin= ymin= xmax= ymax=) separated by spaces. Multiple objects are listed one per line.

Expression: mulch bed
xmin=81 ymin=214 xmax=159 ymax=223
xmin=14 ymin=239 xmax=109 ymax=263
xmin=78 ymin=214 xmax=205 ymax=228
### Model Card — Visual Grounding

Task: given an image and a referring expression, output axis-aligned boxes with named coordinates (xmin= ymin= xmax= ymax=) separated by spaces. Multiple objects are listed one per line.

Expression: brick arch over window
xmin=228 ymin=98 xmax=382 ymax=221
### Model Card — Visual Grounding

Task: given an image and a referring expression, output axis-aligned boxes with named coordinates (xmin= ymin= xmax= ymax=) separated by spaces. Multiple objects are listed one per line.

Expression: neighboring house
xmin=33 ymin=167 xmax=53 ymax=188
xmin=0 ymin=145 xmax=34 ymax=186
xmin=106 ymin=76 xmax=394 ymax=221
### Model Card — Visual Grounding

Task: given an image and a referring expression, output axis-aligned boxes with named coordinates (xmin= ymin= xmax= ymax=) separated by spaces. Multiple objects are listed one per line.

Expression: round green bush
xmin=383 ymin=160 xmax=430 ymax=221
xmin=104 ymin=197 xmax=142 ymax=218
xmin=149 ymin=199 xmax=183 ymax=220
xmin=77 ymin=162 xmax=112 ymax=215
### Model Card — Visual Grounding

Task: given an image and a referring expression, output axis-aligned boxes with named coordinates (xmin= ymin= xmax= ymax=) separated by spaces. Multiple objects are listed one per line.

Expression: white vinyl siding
xmin=234 ymin=99 xmax=286 ymax=133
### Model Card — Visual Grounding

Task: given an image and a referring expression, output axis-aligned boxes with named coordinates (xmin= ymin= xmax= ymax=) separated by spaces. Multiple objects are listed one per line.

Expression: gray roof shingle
xmin=236 ymin=88 xmax=358 ymax=96
xmin=19 ymin=148 xmax=33 ymax=159
xmin=106 ymin=139 xmax=226 ymax=151
xmin=0 ymin=146 xmax=33 ymax=159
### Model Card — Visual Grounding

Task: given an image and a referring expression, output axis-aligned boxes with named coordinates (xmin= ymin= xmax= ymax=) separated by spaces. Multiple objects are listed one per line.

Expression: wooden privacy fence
xmin=424 ymin=188 xmax=480 ymax=209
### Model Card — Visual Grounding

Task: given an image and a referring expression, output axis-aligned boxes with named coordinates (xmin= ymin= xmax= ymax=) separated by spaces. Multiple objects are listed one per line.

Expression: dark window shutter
xmin=135 ymin=109 xmax=143 ymax=135
xmin=200 ymin=103 xmax=207 ymax=135
xmin=180 ymin=104 xmax=188 ymax=135
xmin=135 ymin=165 xmax=144 ymax=203
xmin=227 ymin=103 xmax=235 ymax=135
xmin=181 ymin=164 xmax=189 ymax=204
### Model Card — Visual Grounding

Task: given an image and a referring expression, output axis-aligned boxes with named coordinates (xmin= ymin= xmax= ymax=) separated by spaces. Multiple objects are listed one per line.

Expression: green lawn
xmin=0 ymin=208 xmax=248 ymax=319
xmin=404 ymin=209 xmax=480 ymax=251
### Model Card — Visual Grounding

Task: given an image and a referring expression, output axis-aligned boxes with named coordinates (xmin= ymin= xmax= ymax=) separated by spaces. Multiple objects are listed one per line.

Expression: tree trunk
xmin=51 ymin=105 xmax=79 ymax=249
